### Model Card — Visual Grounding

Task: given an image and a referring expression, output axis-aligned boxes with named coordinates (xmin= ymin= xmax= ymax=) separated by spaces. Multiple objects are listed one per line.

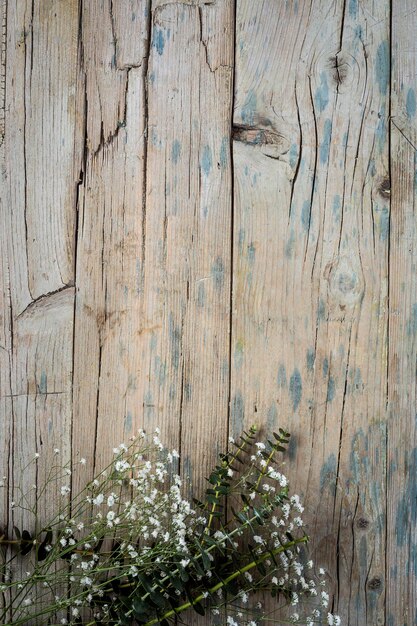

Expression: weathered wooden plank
xmin=0 ymin=1 xmax=79 ymax=616
xmin=141 ymin=0 xmax=234 ymax=495
xmin=232 ymin=1 xmax=389 ymax=623
xmin=71 ymin=0 xmax=149 ymax=484
xmin=387 ymin=2 xmax=417 ymax=624
xmin=1 ymin=0 xmax=78 ymax=518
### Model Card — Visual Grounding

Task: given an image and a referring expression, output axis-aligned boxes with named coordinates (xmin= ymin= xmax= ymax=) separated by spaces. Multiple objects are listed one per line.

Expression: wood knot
xmin=356 ymin=517 xmax=369 ymax=529
xmin=232 ymin=125 xmax=291 ymax=160
xmin=328 ymin=53 xmax=350 ymax=86
xmin=367 ymin=576 xmax=383 ymax=591
xmin=326 ymin=256 xmax=364 ymax=307
xmin=378 ymin=177 xmax=391 ymax=198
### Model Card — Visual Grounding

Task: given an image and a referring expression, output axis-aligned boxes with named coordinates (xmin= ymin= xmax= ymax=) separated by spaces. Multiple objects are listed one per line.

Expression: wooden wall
xmin=1 ymin=1 xmax=416 ymax=624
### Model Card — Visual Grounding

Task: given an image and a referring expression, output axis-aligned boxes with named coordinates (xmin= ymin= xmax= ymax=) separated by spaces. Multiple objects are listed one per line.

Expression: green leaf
xmin=193 ymin=602 xmax=205 ymax=616
xmin=37 ymin=527 xmax=53 ymax=561
xmin=132 ymin=598 xmax=149 ymax=618
xmin=13 ymin=526 xmax=21 ymax=541
xmin=20 ymin=530 xmax=33 ymax=556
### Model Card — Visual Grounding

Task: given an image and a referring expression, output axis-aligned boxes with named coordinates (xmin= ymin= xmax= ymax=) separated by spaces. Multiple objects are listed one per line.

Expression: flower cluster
xmin=0 ymin=427 xmax=341 ymax=625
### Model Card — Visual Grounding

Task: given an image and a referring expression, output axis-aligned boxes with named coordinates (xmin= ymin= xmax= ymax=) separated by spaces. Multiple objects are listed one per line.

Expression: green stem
xmin=143 ymin=535 xmax=308 ymax=626
xmin=206 ymin=437 xmax=249 ymax=532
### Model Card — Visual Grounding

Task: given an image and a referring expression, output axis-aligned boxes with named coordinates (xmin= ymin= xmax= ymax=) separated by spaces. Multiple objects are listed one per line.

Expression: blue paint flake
xmin=211 ymin=257 xmax=224 ymax=290
xmin=320 ymin=453 xmax=337 ymax=494
xmin=247 ymin=243 xmax=256 ymax=264
xmin=406 ymin=303 xmax=417 ymax=336
xmin=375 ymin=41 xmax=389 ymax=95
xmin=301 ymin=200 xmax=311 ymax=232
xmin=396 ymin=447 xmax=417 ymax=546
xmin=322 ymin=357 xmax=329 ymax=377
xmin=306 ymin=348 xmax=315 ymax=371
xmin=201 ymin=145 xmax=212 ymax=176
xmin=289 ymin=143 xmax=298 ymax=168
xmin=219 ymin=137 xmax=228 ymax=169
xmin=326 ymin=376 xmax=336 ymax=402
xmin=231 ymin=391 xmax=244 ymax=432
xmin=289 ymin=368 xmax=302 ymax=410
xmin=124 ymin=412 xmax=132 ymax=432
xmin=349 ymin=0 xmax=358 ymax=17
xmin=152 ymin=27 xmax=165 ymax=55
xmin=407 ymin=88 xmax=416 ymax=117
xmin=168 ymin=314 xmax=181 ymax=370
xmin=171 ymin=140 xmax=181 ymax=164
xmin=277 ymin=364 xmax=287 ymax=388
xmin=314 ymin=71 xmax=329 ymax=112
xmin=320 ymin=119 xmax=332 ymax=164
xmin=241 ymin=89 xmax=257 ymax=126
xmin=333 ymin=194 xmax=341 ymax=220
xmin=197 ymin=282 xmax=205 ymax=307
xmin=38 ymin=371 xmax=47 ymax=394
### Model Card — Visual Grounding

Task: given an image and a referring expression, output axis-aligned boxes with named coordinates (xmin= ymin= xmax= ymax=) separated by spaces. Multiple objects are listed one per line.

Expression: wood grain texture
xmin=388 ymin=1 xmax=417 ymax=624
xmin=141 ymin=0 xmax=234 ymax=494
xmin=1 ymin=1 xmax=416 ymax=624
xmin=232 ymin=2 xmax=389 ymax=624
xmin=0 ymin=1 xmax=79 ymax=616
xmin=71 ymin=0 xmax=149 ymax=485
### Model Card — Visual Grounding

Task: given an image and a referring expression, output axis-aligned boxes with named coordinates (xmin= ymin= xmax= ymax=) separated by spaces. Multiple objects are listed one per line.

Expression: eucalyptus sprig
xmin=0 ymin=427 xmax=340 ymax=626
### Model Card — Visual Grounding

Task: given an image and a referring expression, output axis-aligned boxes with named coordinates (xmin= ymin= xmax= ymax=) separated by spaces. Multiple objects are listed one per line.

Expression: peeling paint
xmin=326 ymin=376 xmax=335 ymax=402
xmin=406 ymin=88 xmax=416 ymax=117
xmin=375 ymin=41 xmax=390 ymax=94
xmin=211 ymin=257 xmax=224 ymax=291
xmin=231 ymin=391 xmax=244 ymax=432
xmin=38 ymin=371 xmax=47 ymax=394
xmin=241 ymin=89 xmax=257 ymax=126
xmin=314 ymin=71 xmax=329 ymax=112
xmin=301 ymin=200 xmax=311 ymax=232
xmin=320 ymin=119 xmax=332 ymax=164
xmin=277 ymin=363 xmax=287 ymax=388
xmin=152 ymin=27 xmax=165 ymax=55
xmin=201 ymin=145 xmax=212 ymax=176
xmin=289 ymin=368 xmax=302 ymax=410
xmin=320 ymin=453 xmax=337 ymax=494
xmin=307 ymin=348 xmax=315 ymax=371
xmin=171 ymin=139 xmax=181 ymax=164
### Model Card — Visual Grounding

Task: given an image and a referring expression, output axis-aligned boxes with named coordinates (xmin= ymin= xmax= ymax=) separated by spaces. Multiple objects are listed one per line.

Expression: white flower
xmin=271 ymin=576 xmax=278 ymax=585
xmin=321 ymin=590 xmax=330 ymax=607
xmin=72 ymin=608 xmax=79 ymax=617
xmin=34 ymin=453 xmax=40 ymax=459
xmin=60 ymin=538 xmax=67 ymax=547
xmin=81 ymin=576 xmax=93 ymax=587
xmin=60 ymin=485 xmax=70 ymax=496
xmin=107 ymin=494 xmax=116 ymax=507
xmin=180 ymin=558 xmax=189 ymax=568
xmin=172 ymin=449 xmax=179 ymax=458
xmin=255 ymin=442 xmax=265 ymax=450
xmin=79 ymin=458 xmax=87 ymax=465
xmin=54 ymin=448 xmax=60 ymax=454
xmin=253 ymin=535 xmax=264 ymax=544
xmin=93 ymin=493 xmax=104 ymax=505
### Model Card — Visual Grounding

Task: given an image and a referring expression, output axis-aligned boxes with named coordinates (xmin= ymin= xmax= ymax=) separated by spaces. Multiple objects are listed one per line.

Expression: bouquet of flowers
xmin=0 ymin=426 xmax=340 ymax=625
